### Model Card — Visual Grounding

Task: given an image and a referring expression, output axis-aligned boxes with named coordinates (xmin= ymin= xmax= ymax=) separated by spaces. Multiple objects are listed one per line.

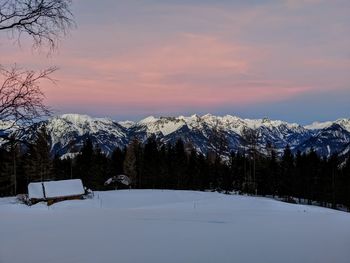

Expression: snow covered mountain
xmin=302 ymin=119 xmax=350 ymax=158
xmin=28 ymin=114 xmax=129 ymax=157
xmin=127 ymin=114 xmax=310 ymax=154
xmin=296 ymin=124 xmax=350 ymax=157
xmin=3 ymin=114 xmax=350 ymax=158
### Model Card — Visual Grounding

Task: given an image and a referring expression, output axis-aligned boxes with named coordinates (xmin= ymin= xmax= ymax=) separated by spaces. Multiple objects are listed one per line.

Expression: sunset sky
xmin=1 ymin=0 xmax=349 ymax=124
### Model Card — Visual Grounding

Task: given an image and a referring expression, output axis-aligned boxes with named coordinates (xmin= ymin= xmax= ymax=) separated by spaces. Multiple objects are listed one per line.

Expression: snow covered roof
xmin=28 ymin=182 xmax=45 ymax=199
xmin=28 ymin=179 xmax=85 ymax=200
xmin=44 ymin=179 xmax=85 ymax=199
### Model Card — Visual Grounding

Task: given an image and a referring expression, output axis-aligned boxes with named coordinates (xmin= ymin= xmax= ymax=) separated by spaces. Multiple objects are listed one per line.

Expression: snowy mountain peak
xmin=262 ymin=117 xmax=271 ymax=123
xmin=179 ymin=114 xmax=200 ymax=121
xmin=139 ymin=116 xmax=159 ymax=124
xmin=305 ymin=118 xmax=350 ymax=132
xmin=59 ymin=113 xmax=114 ymax=125
xmin=305 ymin=121 xmax=334 ymax=130
xmin=118 ymin=120 xmax=135 ymax=128
xmin=202 ymin=113 xmax=214 ymax=118
xmin=136 ymin=115 xmax=187 ymax=136
xmin=335 ymin=118 xmax=350 ymax=132
xmin=37 ymin=114 xmax=128 ymax=156
xmin=51 ymin=114 xmax=118 ymax=135
xmin=60 ymin=113 xmax=94 ymax=123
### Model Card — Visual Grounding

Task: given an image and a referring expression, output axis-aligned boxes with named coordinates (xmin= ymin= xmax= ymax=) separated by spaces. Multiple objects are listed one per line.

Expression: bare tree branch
xmin=0 ymin=0 xmax=74 ymax=51
xmin=0 ymin=0 xmax=74 ymax=144
xmin=0 ymin=65 xmax=56 ymax=140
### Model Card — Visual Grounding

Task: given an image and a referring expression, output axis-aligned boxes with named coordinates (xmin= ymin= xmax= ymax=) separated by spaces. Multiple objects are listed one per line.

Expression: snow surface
xmin=0 ymin=190 xmax=349 ymax=263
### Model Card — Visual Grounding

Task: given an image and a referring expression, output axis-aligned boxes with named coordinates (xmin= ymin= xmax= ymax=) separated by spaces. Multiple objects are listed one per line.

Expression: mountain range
xmin=1 ymin=113 xmax=350 ymax=159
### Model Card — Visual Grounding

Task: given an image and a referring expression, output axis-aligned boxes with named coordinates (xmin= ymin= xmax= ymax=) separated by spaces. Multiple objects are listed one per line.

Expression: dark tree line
xmin=0 ymin=132 xmax=350 ymax=211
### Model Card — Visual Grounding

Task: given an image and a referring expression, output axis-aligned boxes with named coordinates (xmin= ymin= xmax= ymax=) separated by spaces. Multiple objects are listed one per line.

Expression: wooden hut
xmin=28 ymin=179 xmax=85 ymax=205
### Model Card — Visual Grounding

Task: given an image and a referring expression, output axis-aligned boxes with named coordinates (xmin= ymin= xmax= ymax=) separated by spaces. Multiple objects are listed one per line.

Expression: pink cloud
xmin=0 ymin=31 xmax=332 ymax=116
xmin=31 ymin=33 xmax=315 ymax=113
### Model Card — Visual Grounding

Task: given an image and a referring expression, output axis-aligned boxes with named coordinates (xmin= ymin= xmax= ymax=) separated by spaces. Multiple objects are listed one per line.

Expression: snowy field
xmin=0 ymin=190 xmax=350 ymax=263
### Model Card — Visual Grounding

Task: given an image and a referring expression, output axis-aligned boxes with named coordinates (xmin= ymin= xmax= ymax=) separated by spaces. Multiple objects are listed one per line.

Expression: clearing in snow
xmin=0 ymin=190 xmax=349 ymax=263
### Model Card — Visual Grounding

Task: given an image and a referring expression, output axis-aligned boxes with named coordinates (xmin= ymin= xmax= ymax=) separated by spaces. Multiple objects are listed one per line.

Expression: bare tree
xmin=0 ymin=65 xmax=56 ymax=135
xmin=0 ymin=0 xmax=74 ymax=195
xmin=0 ymin=0 xmax=74 ymax=51
xmin=0 ymin=0 xmax=74 ymax=139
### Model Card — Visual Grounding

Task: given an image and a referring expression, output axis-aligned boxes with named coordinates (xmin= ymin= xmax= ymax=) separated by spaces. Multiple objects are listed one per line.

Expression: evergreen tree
xmin=90 ymin=147 xmax=112 ymax=190
xmin=53 ymin=155 xmax=73 ymax=180
xmin=241 ymin=127 xmax=260 ymax=194
xmin=110 ymin=147 xmax=125 ymax=175
xmin=280 ymin=145 xmax=294 ymax=197
xmin=173 ymin=139 xmax=187 ymax=189
xmin=123 ymin=138 xmax=141 ymax=188
xmin=187 ymin=149 xmax=200 ymax=190
xmin=75 ymin=137 xmax=94 ymax=187
xmin=260 ymin=144 xmax=279 ymax=196
xmin=142 ymin=136 xmax=159 ymax=188
xmin=294 ymin=150 xmax=304 ymax=200
xmin=24 ymin=127 xmax=53 ymax=183
xmin=0 ymin=147 xmax=13 ymax=196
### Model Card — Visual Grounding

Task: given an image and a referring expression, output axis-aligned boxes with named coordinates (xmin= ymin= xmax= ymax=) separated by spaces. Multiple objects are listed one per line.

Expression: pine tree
xmin=241 ymin=127 xmax=260 ymax=194
xmin=75 ymin=137 xmax=94 ymax=187
xmin=0 ymin=147 xmax=13 ymax=196
xmin=24 ymin=127 xmax=53 ymax=183
xmin=123 ymin=138 xmax=141 ymax=188
xmin=280 ymin=145 xmax=294 ymax=198
xmin=174 ymin=139 xmax=187 ymax=189
xmin=142 ymin=136 xmax=159 ymax=188
xmin=342 ymin=157 xmax=350 ymax=209
xmin=110 ymin=147 xmax=125 ymax=175
xmin=187 ymin=149 xmax=200 ymax=190
xmin=260 ymin=143 xmax=279 ymax=196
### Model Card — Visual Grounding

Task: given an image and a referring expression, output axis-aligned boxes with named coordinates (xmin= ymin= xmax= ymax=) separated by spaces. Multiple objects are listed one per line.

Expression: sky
xmin=1 ymin=0 xmax=350 ymax=124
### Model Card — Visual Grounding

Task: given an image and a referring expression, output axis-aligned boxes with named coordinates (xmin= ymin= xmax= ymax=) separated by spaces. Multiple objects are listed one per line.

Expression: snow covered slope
xmin=0 ymin=190 xmax=349 ymax=263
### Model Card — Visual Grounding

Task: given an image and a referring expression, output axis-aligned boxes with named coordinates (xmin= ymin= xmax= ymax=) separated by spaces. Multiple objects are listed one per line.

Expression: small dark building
xmin=104 ymin=174 xmax=131 ymax=189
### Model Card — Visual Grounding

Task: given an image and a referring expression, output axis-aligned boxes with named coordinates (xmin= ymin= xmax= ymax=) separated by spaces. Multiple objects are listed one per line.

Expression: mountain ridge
xmin=1 ymin=113 xmax=350 ymax=159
